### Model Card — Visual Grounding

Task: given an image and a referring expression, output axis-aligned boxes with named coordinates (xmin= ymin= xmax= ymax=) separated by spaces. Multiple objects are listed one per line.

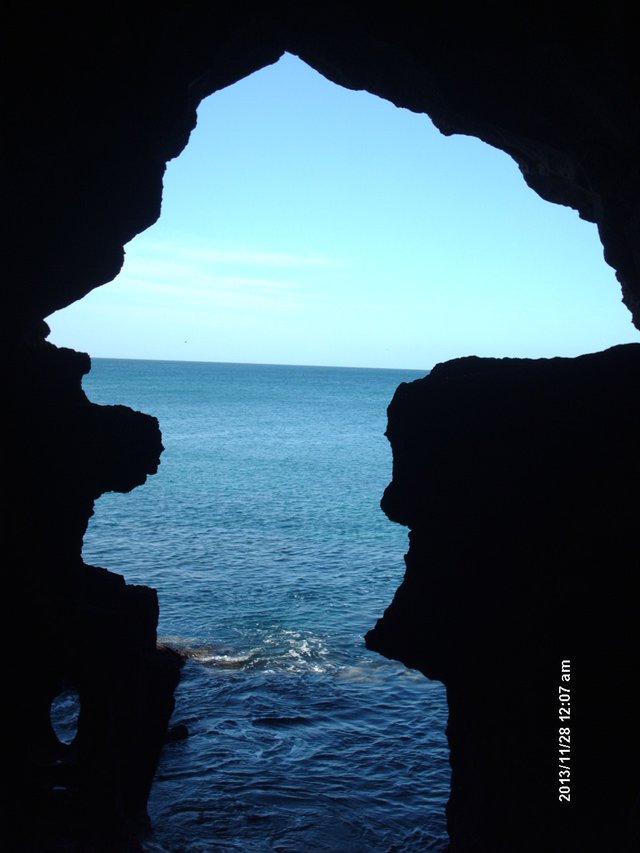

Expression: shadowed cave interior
xmin=5 ymin=5 xmax=640 ymax=852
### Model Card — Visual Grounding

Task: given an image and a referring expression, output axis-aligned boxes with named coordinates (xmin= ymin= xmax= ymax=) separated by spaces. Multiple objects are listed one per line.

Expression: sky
xmin=47 ymin=53 xmax=639 ymax=370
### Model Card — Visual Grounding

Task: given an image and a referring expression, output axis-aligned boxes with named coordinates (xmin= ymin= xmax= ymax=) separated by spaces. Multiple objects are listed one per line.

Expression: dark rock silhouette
xmin=6 ymin=339 xmax=183 ymax=850
xmin=366 ymin=344 xmax=640 ymax=851
xmin=3 ymin=3 xmax=639 ymax=850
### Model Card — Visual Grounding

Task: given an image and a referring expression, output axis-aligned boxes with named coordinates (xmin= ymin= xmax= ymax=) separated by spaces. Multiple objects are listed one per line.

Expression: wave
xmin=251 ymin=715 xmax=311 ymax=727
xmin=159 ymin=628 xmax=340 ymax=676
xmin=191 ymin=648 xmax=259 ymax=668
xmin=157 ymin=630 xmax=425 ymax=687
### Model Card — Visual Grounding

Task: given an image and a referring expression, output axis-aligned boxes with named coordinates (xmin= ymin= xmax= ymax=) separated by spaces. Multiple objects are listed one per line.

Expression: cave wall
xmin=4 ymin=2 xmax=639 ymax=850
xmin=366 ymin=344 xmax=640 ymax=851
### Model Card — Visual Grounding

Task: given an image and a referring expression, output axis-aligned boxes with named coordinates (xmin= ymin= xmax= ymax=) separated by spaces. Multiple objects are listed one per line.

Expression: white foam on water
xmin=160 ymin=628 xmax=338 ymax=675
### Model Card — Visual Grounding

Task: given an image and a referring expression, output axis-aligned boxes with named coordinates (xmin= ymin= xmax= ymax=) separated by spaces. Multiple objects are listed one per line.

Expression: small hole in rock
xmin=49 ymin=686 xmax=81 ymax=746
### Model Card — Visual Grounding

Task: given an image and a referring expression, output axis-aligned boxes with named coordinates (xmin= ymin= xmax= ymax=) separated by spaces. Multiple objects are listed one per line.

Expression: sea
xmin=65 ymin=358 xmax=451 ymax=852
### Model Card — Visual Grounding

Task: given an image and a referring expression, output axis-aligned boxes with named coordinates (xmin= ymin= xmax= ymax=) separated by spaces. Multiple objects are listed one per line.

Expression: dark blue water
xmin=79 ymin=358 xmax=450 ymax=852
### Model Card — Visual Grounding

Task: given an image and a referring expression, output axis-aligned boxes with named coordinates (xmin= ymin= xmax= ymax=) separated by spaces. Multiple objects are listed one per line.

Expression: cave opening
xmin=42 ymin=52 xmax=639 ymax=853
xmin=6 ymin=7 xmax=640 ymax=850
xmin=47 ymin=53 xmax=637 ymax=365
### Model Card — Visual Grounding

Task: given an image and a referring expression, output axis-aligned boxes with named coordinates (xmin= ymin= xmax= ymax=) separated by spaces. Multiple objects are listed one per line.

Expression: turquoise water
xmin=80 ymin=358 xmax=450 ymax=852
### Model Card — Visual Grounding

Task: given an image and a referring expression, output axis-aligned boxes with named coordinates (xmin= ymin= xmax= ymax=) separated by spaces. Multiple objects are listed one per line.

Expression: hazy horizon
xmin=84 ymin=354 xmax=429 ymax=371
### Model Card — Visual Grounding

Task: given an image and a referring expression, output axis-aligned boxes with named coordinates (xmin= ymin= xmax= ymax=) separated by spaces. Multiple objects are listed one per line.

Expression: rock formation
xmin=4 ymin=3 xmax=639 ymax=850
xmin=366 ymin=344 xmax=640 ymax=851
xmin=6 ymin=339 xmax=183 ymax=850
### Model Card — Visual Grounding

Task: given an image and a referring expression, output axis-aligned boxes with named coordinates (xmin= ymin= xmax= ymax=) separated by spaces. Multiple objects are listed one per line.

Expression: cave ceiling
xmin=5 ymin=3 xmax=639 ymax=338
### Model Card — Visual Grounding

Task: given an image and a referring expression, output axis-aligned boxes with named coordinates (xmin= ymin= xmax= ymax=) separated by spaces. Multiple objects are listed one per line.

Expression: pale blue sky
xmin=47 ymin=53 xmax=639 ymax=370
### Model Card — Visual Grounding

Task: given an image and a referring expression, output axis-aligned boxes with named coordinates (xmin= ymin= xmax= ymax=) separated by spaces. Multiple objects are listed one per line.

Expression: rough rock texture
xmin=366 ymin=344 xmax=640 ymax=851
xmin=3 ymin=3 xmax=639 ymax=850
xmin=5 ymin=340 xmax=183 ymax=850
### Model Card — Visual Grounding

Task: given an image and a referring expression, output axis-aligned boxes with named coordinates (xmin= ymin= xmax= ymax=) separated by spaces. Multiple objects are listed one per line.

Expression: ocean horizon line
xmin=88 ymin=354 xmax=431 ymax=373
